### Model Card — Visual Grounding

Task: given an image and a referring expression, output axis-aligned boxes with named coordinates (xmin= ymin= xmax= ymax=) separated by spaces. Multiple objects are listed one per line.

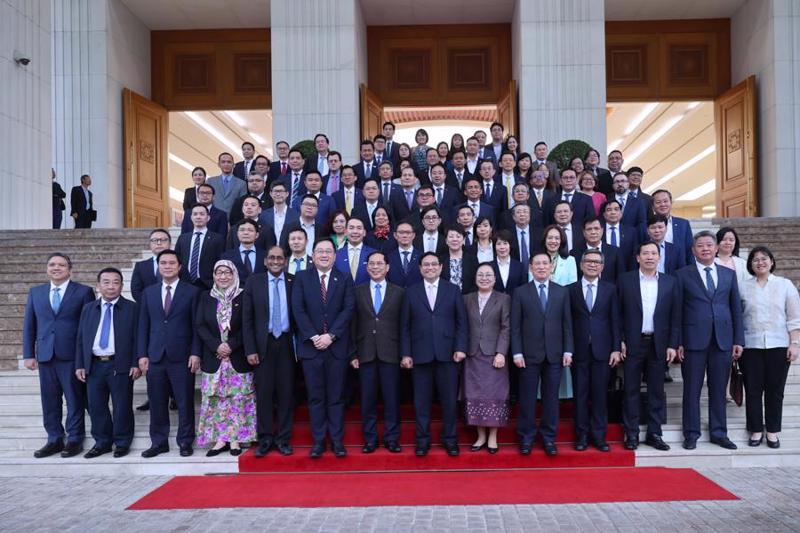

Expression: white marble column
xmin=732 ymin=0 xmax=800 ymax=217
xmin=51 ymin=0 xmax=150 ymax=228
xmin=512 ymin=0 xmax=607 ymax=156
xmin=270 ymin=0 xmax=367 ymax=165
xmin=0 ymin=0 xmax=52 ymax=229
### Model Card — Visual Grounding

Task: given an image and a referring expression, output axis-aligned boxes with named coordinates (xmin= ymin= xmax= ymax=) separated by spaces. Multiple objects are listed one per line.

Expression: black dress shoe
xmin=682 ymin=437 xmax=697 ymax=450
xmin=60 ymin=442 xmax=83 ymax=458
xmin=415 ymin=446 xmax=429 ymax=457
xmin=384 ymin=441 xmax=401 ymax=453
xmin=710 ymin=437 xmax=737 ymax=450
xmin=470 ymin=442 xmax=486 ymax=452
xmin=136 ymin=400 xmax=150 ymax=411
xmin=141 ymin=445 xmax=169 ymax=458
xmin=488 ymin=446 xmax=499 ymax=454
xmin=644 ymin=435 xmax=670 ymax=451
xmin=748 ymin=434 xmax=763 ymax=447
xmin=543 ymin=442 xmax=558 ymax=456
xmin=169 ymin=398 xmax=178 ymax=411
xmin=593 ymin=440 xmax=611 ymax=452
xmin=276 ymin=442 xmax=293 ymax=456
xmin=445 ymin=444 xmax=460 ymax=457
xmin=83 ymin=446 xmax=111 ymax=459
xmin=230 ymin=447 xmax=243 ymax=456
xmin=624 ymin=436 xmax=639 ymax=450
xmin=113 ymin=447 xmax=129 ymax=458
xmin=206 ymin=443 xmax=230 ymax=457
xmin=362 ymin=442 xmax=378 ymax=454
xmin=33 ymin=441 xmax=63 ymax=459
xmin=254 ymin=440 xmax=273 ymax=458
xmin=179 ymin=445 xmax=194 ymax=457
xmin=310 ymin=443 xmax=325 ymax=458
xmin=519 ymin=444 xmax=532 ymax=456
xmin=766 ymin=437 xmax=780 ymax=449
xmin=574 ymin=439 xmax=588 ymax=452
xmin=333 ymin=441 xmax=347 ymax=457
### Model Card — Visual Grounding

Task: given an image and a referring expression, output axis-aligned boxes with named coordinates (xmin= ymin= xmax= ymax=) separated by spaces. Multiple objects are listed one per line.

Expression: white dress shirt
xmin=301 ymin=220 xmax=316 ymax=257
xmin=425 ymin=279 xmax=439 ymax=309
xmin=161 ymin=279 xmax=180 ymax=308
xmin=92 ymin=297 xmax=120 ymax=356
xmin=639 ymin=270 xmax=659 ymax=333
xmin=665 ymin=216 xmax=675 ymax=244
xmin=272 ymin=204 xmax=287 ymax=242
xmin=695 ymin=260 xmax=718 ymax=290
xmin=189 ymin=227 xmax=208 ymax=261
xmin=496 ymin=258 xmax=510 ymax=287
xmin=49 ymin=279 xmax=70 ymax=308
xmin=476 ymin=243 xmax=494 ymax=263
xmin=741 ymin=275 xmax=800 ymax=348
xmin=466 ymin=158 xmax=478 ymax=174
xmin=424 ymin=231 xmax=439 ymax=253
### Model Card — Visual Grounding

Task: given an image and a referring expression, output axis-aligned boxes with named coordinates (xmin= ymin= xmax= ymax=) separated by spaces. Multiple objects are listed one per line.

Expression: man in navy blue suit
xmin=23 ymin=253 xmax=95 ymax=458
xmin=291 ymin=170 xmax=334 ymax=226
xmin=570 ymin=218 xmax=624 ymax=283
xmin=429 ymin=163 xmax=460 ymax=215
xmin=494 ymin=152 xmax=521 ymax=210
xmin=75 ymin=268 xmax=139 ymax=458
xmin=479 ymin=159 xmax=508 ymax=212
xmin=454 ymin=177 xmax=495 ymax=227
xmin=221 ymin=219 xmax=266 ymax=283
xmin=646 ymin=214 xmax=686 ymax=274
xmin=676 ymin=231 xmax=744 ymax=450
xmin=131 ymin=228 xmax=171 ymax=302
xmin=568 ymin=250 xmax=621 ymax=452
xmin=602 ymin=199 xmax=639 ymax=271
xmin=608 ymin=171 xmax=647 ymax=231
xmin=544 ymin=169 xmax=593 ymax=226
xmin=617 ymin=242 xmax=681 ymax=451
xmin=180 ymin=183 xmax=229 ymax=241
xmin=387 ymin=221 xmax=423 ymax=288
xmin=353 ymin=139 xmax=379 ymax=187
xmin=335 ymin=217 xmax=375 ymax=286
xmin=512 ymin=252 xmax=574 ymax=456
xmin=174 ymin=204 xmax=225 ymax=290
xmin=652 ymin=189 xmax=694 ymax=265
xmin=332 ymin=165 xmax=363 ymax=215
xmin=291 ymin=238 xmax=355 ymax=458
xmin=137 ymin=249 xmax=201 ymax=458
xmin=401 ymin=252 xmax=468 ymax=457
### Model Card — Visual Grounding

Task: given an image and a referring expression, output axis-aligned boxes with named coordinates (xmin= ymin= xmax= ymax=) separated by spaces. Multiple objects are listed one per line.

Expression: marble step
xmin=635 ymin=440 xmax=800 ymax=468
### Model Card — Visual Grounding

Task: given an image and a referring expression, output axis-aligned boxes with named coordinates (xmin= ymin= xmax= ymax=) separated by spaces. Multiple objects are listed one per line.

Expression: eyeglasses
xmin=149 ymin=238 xmax=169 ymax=243
xmin=421 ymin=262 xmax=440 ymax=268
xmin=314 ymin=249 xmax=334 ymax=255
xmin=752 ymin=257 xmax=771 ymax=264
xmin=267 ymin=255 xmax=285 ymax=261
xmin=476 ymin=272 xmax=495 ymax=279
xmin=417 ymin=192 xmax=433 ymax=197
xmin=215 ymin=270 xmax=234 ymax=277
xmin=582 ymin=259 xmax=604 ymax=265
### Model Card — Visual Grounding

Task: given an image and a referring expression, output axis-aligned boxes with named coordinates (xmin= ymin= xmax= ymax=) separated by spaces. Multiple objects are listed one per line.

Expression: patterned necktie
xmin=281 ymin=161 xmax=287 ymax=175
xmin=345 ymin=189 xmax=352 ymax=214
xmin=704 ymin=267 xmax=716 ymax=297
xmin=243 ymin=249 xmax=253 ymax=274
xmin=164 ymin=285 xmax=173 ymax=315
xmin=294 ymin=257 xmax=303 ymax=273
xmin=189 ymin=232 xmax=202 ymax=280
xmin=291 ymin=173 xmax=301 ymax=205
xmin=402 ymin=251 xmax=410 ymax=272
xmin=520 ymin=230 xmax=529 ymax=265
xmin=373 ymin=283 xmax=382 ymax=315
xmin=585 ymin=283 xmax=594 ymax=312
xmin=320 ymin=273 xmax=328 ymax=304
xmin=538 ymin=283 xmax=547 ymax=312
xmin=99 ymin=302 xmax=112 ymax=349
xmin=51 ymin=287 xmax=61 ymax=313
xmin=349 ymin=248 xmax=359 ymax=280
xmin=271 ymin=278 xmax=282 ymax=338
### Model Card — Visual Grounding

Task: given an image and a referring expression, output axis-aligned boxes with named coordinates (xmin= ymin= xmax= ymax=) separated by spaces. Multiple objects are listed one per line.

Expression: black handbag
xmin=730 ymin=360 xmax=744 ymax=407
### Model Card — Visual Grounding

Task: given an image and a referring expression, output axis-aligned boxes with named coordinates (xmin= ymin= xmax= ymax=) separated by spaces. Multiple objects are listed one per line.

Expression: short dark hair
xmin=746 ymin=246 xmax=777 ymax=276
xmin=276 ymin=140 xmax=290 ymax=149
xmin=534 ymin=141 xmax=547 ymax=150
xmin=647 ymin=213 xmax=668 ymax=227
xmin=582 ymin=216 xmax=602 ymax=229
xmin=149 ymin=228 xmax=171 ymax=242
xmin=608 ymin=149 xmax=623 ymax=158
xmin=270 ymin=180 xmax=287 ymax=192
xmin=218 ymin=152 xmax=234 ymax=162
xmin=367 ymin=250 xmax=387 ymax=263
xmin=382 ymin=121 xmax=395 ymax=130
xmin=581 ymin=249 xmax=604 ymax=263
xmin=304 ymin=170 xmax=322 ymax=181
xmin=420 ymin=205 xmax=441 ymax=219
xmin=300 ymin=193 xmax=319 ymax=206
xmin=313 ymin=133 xmax=329 ymax=144
xmin=253 ymin=155 xmax=269 ymax=165
xmin=197 ymin=183 xmax=215 ymax=195
xmin=97 ymin=267 xmax=123 ymax=282
xmin=241 ymin=141 xmax=255 ymax=151
xmin=47 ymin=252 xmax=72 ymax=269
xmin=430 ymin=162 xmax=447 ymax=173
xmin=553 ymin=200 xmax=573 ymax=212
xmin=360 ymin=139 xmax=375 ymax=149
xmin=490 ymin=121 xmax=504 ymax=131
xmin=652 ymin=189 xmax=672 ymax=201
xmin=288 ymin=148 xmax=304 ymax=159
xmin=288 ymin=227 xmax=308 ymax=240
xmin=419 ymin=251 xmax=439 ymax=265
xmin=327 ymin=150 xmax=342 ymax=161
xmin=494 ymin=229 xmax=513 ymax=245
xmin=373 ymin=134 xmax=386 ymax=142
xmin=444 ymin=224 xmax=466 ymax=239
xmin=637 ymin=241 xmax=660 ymax=256
xmin=157 ymin=249 xmax=180 ymax=264
xmin=627 ymin=166 xmax=643 ymax=175
xmin=693 ymin=230 xmax=717 ymax=244
xmin=190 ymin=203 xmax=210 ymax=214
xmin=313 ymin=238 xmax=336 ymax=252
xmin=241 ymin=194 xmax=263 ymax=205
xmin=237 ymin=219 xmax=260 ymax=233
xmin=191 ymin=166 xmax=206 ymax=177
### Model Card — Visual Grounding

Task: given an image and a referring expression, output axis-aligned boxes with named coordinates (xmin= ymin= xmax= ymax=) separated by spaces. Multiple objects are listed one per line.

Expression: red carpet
xmin=238 ymin=444 xmax=634 ymax=473
xmin=128 ymin=467 xmax=737 ymax=510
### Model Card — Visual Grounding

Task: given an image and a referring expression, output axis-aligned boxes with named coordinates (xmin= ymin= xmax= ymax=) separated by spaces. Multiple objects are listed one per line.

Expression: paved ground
xmin=1 ymin=468 xmax=799 ymax=532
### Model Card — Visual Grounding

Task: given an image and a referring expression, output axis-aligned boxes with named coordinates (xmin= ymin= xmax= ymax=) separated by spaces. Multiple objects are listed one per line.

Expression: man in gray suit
xmin=533 ymin=141 xmax=560 ymax=187
xmin=206 ymin=152 xmax=247 ymax=216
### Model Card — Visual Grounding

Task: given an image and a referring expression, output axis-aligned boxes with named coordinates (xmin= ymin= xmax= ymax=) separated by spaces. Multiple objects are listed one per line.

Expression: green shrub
xmin=548 ymin=139 xmax=591 ymax=171
xmin=291 ymin=140 xmax=316 ymax=161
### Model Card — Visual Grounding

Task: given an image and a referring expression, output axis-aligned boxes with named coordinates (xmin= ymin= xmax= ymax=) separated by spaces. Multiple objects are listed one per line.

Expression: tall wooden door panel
xmin=497 ymin=80 xmax=518 ymax=138
xmin=360 ymin=84 xmax=384 ymax=142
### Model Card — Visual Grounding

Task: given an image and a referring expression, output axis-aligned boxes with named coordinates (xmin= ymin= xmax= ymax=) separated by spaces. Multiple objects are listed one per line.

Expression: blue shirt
xmin=268 ymin=273 xmax=290 ymax=334
xmin=239 ymin=245 xmax=256 ymax=272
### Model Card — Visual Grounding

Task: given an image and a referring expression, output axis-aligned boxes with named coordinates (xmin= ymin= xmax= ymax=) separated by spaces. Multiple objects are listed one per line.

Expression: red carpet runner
xmin=128 ymin=467 xmax=737 ymax=509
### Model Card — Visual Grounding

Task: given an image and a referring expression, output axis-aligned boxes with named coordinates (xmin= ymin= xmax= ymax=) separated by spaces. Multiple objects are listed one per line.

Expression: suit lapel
xmin=632 ymin=274 xmax=643 ymax=313
xmin=57 ymin=282 xmax=80 ymax=316
xmin=690 ymin=266 xmax=712 ymax=301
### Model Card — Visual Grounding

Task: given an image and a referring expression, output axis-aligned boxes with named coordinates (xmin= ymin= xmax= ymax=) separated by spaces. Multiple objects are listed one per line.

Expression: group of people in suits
xmin=22 ymin=126 xmax=800 ymax=460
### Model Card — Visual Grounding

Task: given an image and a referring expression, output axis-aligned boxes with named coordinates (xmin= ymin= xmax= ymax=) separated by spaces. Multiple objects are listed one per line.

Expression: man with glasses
xmin=388 ymin=221 xmax=423 ymax=287
xmin=180 ymin=183 xmax=229 ymax=241
xmin=413 ymin=205 xmax=446 ymax=255
xmin=229 ymin=167 xmax=270 ymax=225
xmin=281 ymin=194 xmax=319 ymax=258
xmin=260 ymin=181 xmax=299 ymax=245
xmin=405 ymin=185 xmax=437 ymax=233
xmin=131 ymin=229 xmax=172 ymax=303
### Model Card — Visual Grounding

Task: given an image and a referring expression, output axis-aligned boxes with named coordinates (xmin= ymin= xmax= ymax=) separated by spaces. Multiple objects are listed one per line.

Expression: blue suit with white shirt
xmin=334 ymin=243 xmax=376 ymax=286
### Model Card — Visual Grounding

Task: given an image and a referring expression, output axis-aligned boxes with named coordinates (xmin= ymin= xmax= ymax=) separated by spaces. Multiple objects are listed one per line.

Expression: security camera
xmin=13 ymin=50 xmax=31 ymax=66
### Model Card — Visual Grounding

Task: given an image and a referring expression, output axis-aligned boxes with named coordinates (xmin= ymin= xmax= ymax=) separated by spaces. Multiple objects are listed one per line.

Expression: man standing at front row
xmin=23 ymin=253 xmax=95 ymax=458
xmin=75 ymin=268 xmax=139 ymax=458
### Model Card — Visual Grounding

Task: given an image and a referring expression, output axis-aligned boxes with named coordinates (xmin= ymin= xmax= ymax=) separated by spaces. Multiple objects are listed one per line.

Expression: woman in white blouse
xmin=740 ymin=246 xmax=800 ymax=448
xmin=473 ymin=216 xmax=495 ymax=263
xmin=715 ymin=227 xmax=749 ymax=285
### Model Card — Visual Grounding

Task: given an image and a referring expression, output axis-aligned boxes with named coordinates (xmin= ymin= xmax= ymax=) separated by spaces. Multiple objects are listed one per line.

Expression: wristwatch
xmin=329 ymin=334 xmax=337 ymax=342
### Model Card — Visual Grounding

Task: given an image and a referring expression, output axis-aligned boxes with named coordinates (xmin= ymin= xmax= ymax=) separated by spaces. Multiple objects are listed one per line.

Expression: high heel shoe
xmin=487 ymin=445 xmax=499 ymax=454
xmin=748 ymin=434 xmax=763 ymax=447
xmin=206 ymin=443 xmax=230 ymax=457
xmin=470 ymin=442 xmax=486 ymax=452
xmin=766 ymin=436 xmax=780 ymax=449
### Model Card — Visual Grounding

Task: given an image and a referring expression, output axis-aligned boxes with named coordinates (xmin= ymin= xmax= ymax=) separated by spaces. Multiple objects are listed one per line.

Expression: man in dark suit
xmin=174 ymin=204 xmax=225 ymax=290
xmin=454 ymin=177 xmax=495 ymax=227
xmin=602 ymin=199 xmax=639 ymax=271
xmin=226 ymin=196 xmax=276 ymax=252
xmin=571 ymin=218 xmax=624 ymax=284
xmin=485 ymin=122 xmax=505 ymax=167
xmin=447 ymin=149 xmax=473 ymax=192
xmin=401 ymin=252 xmax=468 ymax=456
xmin=499 ymin=183 xmax=532 ymax=231
xmin=332 ymin=165 xmax=363 ymax=215
xmin=229 ymin=167 xmax=270 ymax=225
xmin=568 ymin=250 xmax=621 ymax=452
xmin=617 ymin=242 xmax=681 ymax=451
xmin=52 ymin=170 xmax=66 ymax=229
xmin=388 ymin=167 xmax=419 ymax=225
xmin=544 ymin=169 xmax=593 ymax=226
xmin=377 ymin=161 xmax=402 ymax=207
xmin=131 ymin=229 xmax=171 ymax=302
xmin=232 ymin=141 xmax=258 ymax=180
xmin=180 ymin=183 xmax=229 ymax=241
xmin=322 ymin=151 xmax=343 ymax=196
xmin=527 ymin=170 xmax=555 ymax=228
xmin=676 ymin=231 xmax=744 ymax=451
xmin=284 ymin=149 xmax=308 ymax=208
xmin=285 ymin=227 xmax=313 ymax=275
xmin=552 ymin=201 xmax=586 ymax=254
xmin=479 ymin=159 xmax=507 ymax=212
xmin=267 ymin=140 xmax=290 ymax=183
xmin=350 ymin=251 xmax=404 ymax=453
xmin=304 ymin=133 xmax=331 ymax=175
xmin=652 ymin=189 xmax=695 ymax=265
xmin=351 ymin=179 xmax=382 ymax=231
xmin=22 ymin=253 xmax=95 ymax=458
xmin=382 ymin=121 xmax=400 ymax=164
xmin=353 ymin=139 xmax=379 ymax=187
xmin=646 ymin=214 xmax=686 ymax=274
xmin=608 ymin=171 xmax=647 ymax=231
xmin=182 ymin=167 xmax=206 ymax=211
xmin=221 ymin=219 xmax=266 ymax=283
xmin=291 ymin=238 xmax=356 ymax=458
xmin=508 ymin=204 xmax=540 ymax=265
xmin=463 ymin=136 xmax=484 ymax=176
xmin=494 ymin=152 xmax=522 ymax=210
xmin=626 ymin=166 xmax=652 ymax=213
xmin=243 ymin=245 xmax=296 ymax=457
xmin=512 ymin=252 xmax=574 ymax=456
xmin=70 ymin=174 xmax=95 ymax=228
xmin=75 ymin=268 xmax=139 ymax=458
xmin=291 ymin=171 xmax=335 ymax=227
xmin=334 ymin=217 xmax=375 ymax=286
xmin=260 ymin=180 xmax=299 ymax=245
xmin=389 ymin=221 xmax=424 ymax=287
xmin=414 ymin=148 xmax=439 ymax=187
xmin=430 ymin=163 xmax=460 ymax=215
xmin=585 ymin=148 xmax=613 ymax=195
xmin=533 ymin=141 xmax=560 ymax=187
xmin=137 ymin=249 xmax=201 ymax=458
xmin=414 ymin=206 xmax=447 ymax=255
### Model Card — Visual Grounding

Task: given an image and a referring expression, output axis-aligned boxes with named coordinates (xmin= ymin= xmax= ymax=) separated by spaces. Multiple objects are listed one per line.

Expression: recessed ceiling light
xmin=676 ymin=179 xmax=716 ymax=202
xmin=225 ymin=111 xmax=247 ymax=128
xmin=185 ymin=111 xmax=242 ymax=155
xmin=168 ymin=152 xmax=194 ymax=171
xmin=626 ymin=114 xmax=684 ymax=166
xmin=624 ymin=102 xmax=658 ymax=135
xmin=643 ymin=145 xmax=716 ymax=193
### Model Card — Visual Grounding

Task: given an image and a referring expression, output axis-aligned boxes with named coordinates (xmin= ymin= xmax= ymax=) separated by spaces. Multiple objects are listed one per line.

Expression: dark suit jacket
xmin=291 ymin=268 xmax=355 ymax=360
xmin=570 ymin=243 xmax=624 ymax=284
xmin=509 ymin=224 xmax=541 ymax=262
xmin=432 ymin=186 xmax=462 ymax=217
xmin=174 ymin=230 xmax=225 ymax=289
xmin=221 ymin=247 xmax=267 ymax=282
xmin=446 ymin=168 xmax=476 ymax=192
xmin=413 ymin=232 xmax=446 ymax=256
xmin=481 ymin=145 xmax=499 ymax=168
xmin=617 ymin=270 xmax=681 ymax=359
xmin=76 ymin=296 xmax=139 ymax=374
xmin=464 ymin=291 xmax=510 ymax=357
xmin=602 ymin=223 xmax=639 ymax=271
xmin=387 ymin=247 xmax=423 ymax=288
xmin=492 ymin=259 xmax=528 ymax=295
xmin=658 ymin=241 xmax=687 ymax=274
xmin=568 ymin=280 xmax=621 ymax=362
xmin=671 ymin=216 xmax=695 ymax=265
xmin=593 ymin=167 xmax=614 ymax=195
xmin=480 ymin=180 xmax=508 ymax=212
xmin=377 ymin=181 xmax=403 ymax=206
xmin=131 ymin=256 xmax=160 ymax=302
xmin=401 ymin=279 xmax=468 ymax=363
xmin=233 ymin=159 xmax=258 ymax=180
xmin=229 ymin=191 xmax=270 ymax=225
xmin=182 ymin=186 xmax=198 ymax=212
xmin=544 ymin=191 xmax=593 ymax=226
xmin=388 ymin=191 xmax=417 ymax=225
xmin=353 ymin=160 xmax=379 ymax=187
xmin=195 ymin=291 xmax=250 ymax=373
xmin=351 ymin=282 xmax=405 ymax=363
xmin=335 ymin=244 xmax=377 ymax=286
xmin=439 ymin=252 xmax=478 ymax=294
xmin=268 ymin=160 xmax=290 ymax=183
xmin=332 ymin=187 xmax=364 ymax=212
xmin=137 ymin=281 xmax=200 ymax=363
xmin=225 ymin=222 xmax=277 ymax=252
xmin=53 ymin=182 xmax=66 ymax=210
xmin=181 ymin=205 xmax=229 ymax=241
xmin=452 ymin=201 xmax=495 ymax=226
xmin=527 ymin=189 xmax=556 ymax=228
xmin=70 ymin=185 xmax=93 ymax=217
xmin=351 ymin=202 xmax=383 ymax=231
xmin=510 ymin=281 xmax=574 ymax=364
xmin=23 ymin=281 xmax=96 ymax=362
xmin=242 ymin=272 xmax=295 ymax=358
xmin=364 ymin=232 xmax=397 ymax=255
xmin=279 ymin=219 xmax=316 ymax=253
xmin=676 ymin=264 xmax=744 ymax=351
xmin=608 ymin=192 xmax=647 ymax=230
xmin=259 ymin=206 xmax=299 ymax=245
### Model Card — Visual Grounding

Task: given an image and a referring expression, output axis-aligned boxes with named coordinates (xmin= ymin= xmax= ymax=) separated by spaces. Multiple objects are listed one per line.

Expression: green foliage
xmin=548 ymin=139 xmax=591 ymax=171
xmin=291 ymin=140 xmax=316 ymax=161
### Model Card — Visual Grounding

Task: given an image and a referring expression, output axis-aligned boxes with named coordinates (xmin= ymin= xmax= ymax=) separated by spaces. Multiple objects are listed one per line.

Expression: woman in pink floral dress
xmin=195 ymin=259 xmax=256 ymax=456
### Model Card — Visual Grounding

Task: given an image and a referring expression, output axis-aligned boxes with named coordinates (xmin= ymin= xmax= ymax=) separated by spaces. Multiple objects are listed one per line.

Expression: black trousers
xmin=86 ymin=360 xmax=134 ymax=449
xmin=359 ymin=360 xmax=401 ymax=445
xmin=622 ymin=336 xmax=665 ymax=438
xmin=146 ymin=360 xmax=195 ymax=448
xmin=572 ymin=353 xmax=611 ymax=443
xmin=740 ymin=347 xmax=791 ymax=433
xmin=412 ymin=361 xmax=459 ymax=447
xmin=253 ymin=334 xmax=295 ymax=444
xmin=517 ymin=359 xmax=562 ymax=444
xmin=38 ymin=359 xmax=86 ymax=445
xmin=301 ymin=353 xmax=348 ymax=444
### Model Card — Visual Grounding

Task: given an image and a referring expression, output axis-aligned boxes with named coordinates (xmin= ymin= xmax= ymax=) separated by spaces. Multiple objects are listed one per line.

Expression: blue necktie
xmin=538 ymin=283 xmax=548 ymax=312
xmin=704 ymin=266 xmax=716 ymax=297
xmin=374 ymin=283 xmax=383 ymax=315
xmin=243 ymin=249 xmax=253 ymax=274
xmin=99 ymin=302 xmax=112 ymax=349
xmin=405 ymin=191 xmax=413 ymax=209
xmin=223 ymin=176 xmax=230 ymax=194
xmin=520 ymin=230 xmax=529 ymax=265
xmin=585 ymin=283 xmax=594 ymax=312
xmin=402 ymin=251 xmax=410 ymax=273
xmin=294 ymin=258 xmax=303 ymax=273
xmin=271 ymin=278 xmax=282 ymax=338
xmin=610 ymin=226 xmax=618 ymax=247
xmin=189 ymin=232 xmax=202 ymax=280
xmin=51 ymin=287 xmax=61 ymax=313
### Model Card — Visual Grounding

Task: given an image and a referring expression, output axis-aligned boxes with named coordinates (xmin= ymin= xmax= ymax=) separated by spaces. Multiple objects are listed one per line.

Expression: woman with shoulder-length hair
xmin=715 ymin=226 xmax=749 ymax=285
xmin=739 ymin=246 xmax=800 ymax=449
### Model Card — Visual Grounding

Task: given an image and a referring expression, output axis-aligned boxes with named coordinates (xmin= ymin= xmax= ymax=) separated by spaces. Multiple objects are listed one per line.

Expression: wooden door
xmin=715 ymin=76 xmax=758 ymax=217
xmin=360 ymin=84 xmax=384 ymax=142
xmin=496 ymin=80 xmax=518 ymax=138
xmin=123 ymin=88 xmax=169 ymax=227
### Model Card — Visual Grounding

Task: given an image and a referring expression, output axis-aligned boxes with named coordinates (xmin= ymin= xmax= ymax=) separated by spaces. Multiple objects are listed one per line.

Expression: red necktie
xmin=281 ymin=161 xmax=287 ymax=175
xmin=320 ymin=274 xmax=328 ymax=333
xmin=164 ymin=285 xmax=172 ymax=316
